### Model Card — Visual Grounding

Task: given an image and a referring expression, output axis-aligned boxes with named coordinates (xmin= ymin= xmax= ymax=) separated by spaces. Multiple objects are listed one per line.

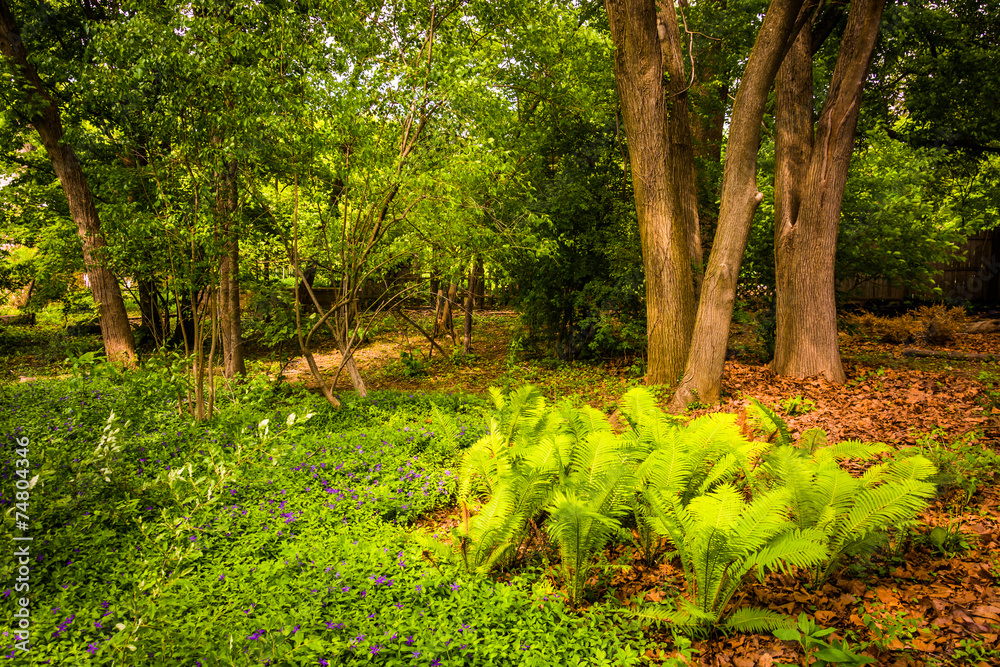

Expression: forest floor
xmin=272 ymin=309 xmax=1000 ymax=667
xmin=2 ymin=309 xmax=999 ymax=665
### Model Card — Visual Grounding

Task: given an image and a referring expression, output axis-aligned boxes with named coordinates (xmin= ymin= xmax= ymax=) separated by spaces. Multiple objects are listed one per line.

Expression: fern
xmin=763 ymin=442 xmax=937 ymax=585
xmin=640 ymin=483 xmax=826 ymax=633
xmin=546 ymin=490 xmax=620 ymax=605
xmin=449 ymin=386 xmax=641 ymax=582
xmin=722 ymin=607 xmax=796 ymax=633
xmin=749 ymin=399 xmax=793 ymax=446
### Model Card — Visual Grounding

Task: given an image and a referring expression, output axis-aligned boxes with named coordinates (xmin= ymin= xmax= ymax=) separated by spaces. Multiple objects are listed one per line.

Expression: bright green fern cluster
xmin=430 ymin=387 xmax=937 ymax=633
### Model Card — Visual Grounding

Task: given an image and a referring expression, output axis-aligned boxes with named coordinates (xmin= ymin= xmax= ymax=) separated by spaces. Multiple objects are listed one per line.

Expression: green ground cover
xmin=0 ymin=378 xmax=646 ymax=665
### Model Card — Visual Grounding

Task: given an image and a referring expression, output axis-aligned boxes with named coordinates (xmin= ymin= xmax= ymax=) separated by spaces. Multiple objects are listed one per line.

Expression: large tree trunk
xmin=670 ymin=0 xmax=809 ymax=409
xmin=772 ymin=0 xmax=885 ymax=383
xmin=0 ymin=1 xmax=136 ymax=366
xmin=606 ymin=0 xmax=696 ymax=386
xmin=657 ymin=1 xmax=702 ymax=274
xmin=216 ymin=159 xmax=246 ymax=378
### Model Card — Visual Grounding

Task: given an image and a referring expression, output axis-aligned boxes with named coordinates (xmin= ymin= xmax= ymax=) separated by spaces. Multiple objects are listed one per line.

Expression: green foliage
xmin=639 ymin=481 xmax=827 ymax=634
xmin=927 ymin=523 xmax=970 ymax=556
xmin=399 ymin=350 xmax=428 ymax=378
xmin=774 ymin=613 xmax=875 ymax=667
xmin=837 ymin=129 xmax=971 ymax=297
xmin=453 ymin=386 xmax=941 ymax=631
xmin=916 ymin=428 xmax=1000 ymax=511
xmin=1 ymin=376 xmax=648 ymax=664
xmin=451 ymin=385 xmax=636 ymax=604
xmin=978 ymin=367 xmax=1000 ymax=412
xmin=780 ymin=395 xmax=817 ymax=416
xmin=853 ymin=600 xmax=923 ymax=654
xmin=762 ymin=437 xmax=936 ymax=586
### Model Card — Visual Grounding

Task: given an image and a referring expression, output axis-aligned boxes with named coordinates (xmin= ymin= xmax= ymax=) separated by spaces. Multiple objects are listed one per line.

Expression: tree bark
xmin=671 ymin=0 xmax=809 ymax=408
xmin=0 ymin=1 xmax=136 ymax=366
xmin=138 ymin=278 xmax=165 ymax=346
xmin=606 ymin=0 xmax=696 ymax=386
xmin=463 ymin=260 xmax=476 ymax=354
xmin=474 ymin=256 xmax=485 ymax=309
xmin=772 ymin=0 xmax=885 ymax=383
xmin=657 ymin=1 xmax=703 ymax=275
xmin=216 ymin=158 xmax=246 ymax=378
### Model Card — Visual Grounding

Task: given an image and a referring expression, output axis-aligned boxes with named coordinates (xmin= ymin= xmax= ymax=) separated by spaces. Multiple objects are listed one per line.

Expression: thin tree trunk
xmin=217 ymin=158 xmax=246 ymax=378
xmin=13 ymin=279 xmax=33 ymax=309
xmin=193 ymin=292 xmax=207 ymax=421
xmin=606 ymin=0 xmax=696 ymax=386
xmin=474 ymin=257 xmax=485 ymax=310
xmin=207 ymin=295 xmax=219 ymax=419
xmin=463 ymin=261 xmax=475 ymax=354
xmin=395 ymin=308 xmax=448 ymax=357
xmin=671 ymin=0 xmax=809 ymax=409
xmin=0 ymin=1 xmax=136 ymax=366
xmin=432 ymin=286 xmax=444 ymax=337
xmin=772 ymin=0 xmax=885 ymax=383
xmin=138 ymin=278 xmax=164 ymax=347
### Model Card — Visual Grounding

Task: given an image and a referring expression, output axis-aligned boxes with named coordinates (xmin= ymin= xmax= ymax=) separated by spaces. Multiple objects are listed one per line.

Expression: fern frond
xmin=745 ymin=528 xmax=828 ymax=576
xmin=819 ymin=440 xmax=891 ymax=462
xmin=694 ymin=452 xmax=745 ymax=498
xmin=750 ymin=399 xmax=792 ymax=446
xmin=763 ymin=445 xmax=821 ymax=528
xmin=811 ymin=466 xmax=860 ymax=528
xmin=833 ymin=479 xmax=934 ymax=548
xmin=882 ymin=455 xmax=937 ymax=484
xmin=619 ymin=387 xmax=660 ymax=430
xmin=683 ymin=413 xmax=746 ymax=454
xmin=686 ymin=484 xmax=745 ymax=531
xmin=637 ymin=431 xmax=696 ymax=493
xmin=568 ymin=430 xmax=625 ymax=492
xmin=633 ymin=599 xmax=716 ymax=628
xmin=410 ymin=529 xmax=455 ymax=565
xmin=730 ymin=488 xmax=794 ymax=554
xmin=546 ymin=490 xmax=619 ymax=604
xmin=488 ymin=386 xmax=506 ymax=412
xmin=721 ymin=607 xmax=795 ymax=633
xmin=798 ymin=429 xmax=828 ymax=453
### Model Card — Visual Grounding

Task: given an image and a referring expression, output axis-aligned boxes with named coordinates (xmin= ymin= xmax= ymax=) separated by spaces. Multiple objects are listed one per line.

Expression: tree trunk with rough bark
xmin=670 ymin=0 xmax=809 ymax=409
xmin=772 ymin=0 xmax=885 ymax=383
xmin=216 ymin=159 xmax=246 ymax=378
xmin=657 ymin=0 xmax=702 ymax=274
xmin=606 ymin=0 xmax=696 ymax=386
xmin=0 ymin=1 xmax=136 ymax=366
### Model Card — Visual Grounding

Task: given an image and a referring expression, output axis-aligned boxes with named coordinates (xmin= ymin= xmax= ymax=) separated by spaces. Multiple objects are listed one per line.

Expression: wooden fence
xmin=840 ymin=228 xmax=1000 ymax=304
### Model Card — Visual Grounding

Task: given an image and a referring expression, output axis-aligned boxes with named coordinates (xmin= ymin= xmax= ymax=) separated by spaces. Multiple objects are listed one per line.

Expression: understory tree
xmin=0 ymin=0 xmax=136 ymax=365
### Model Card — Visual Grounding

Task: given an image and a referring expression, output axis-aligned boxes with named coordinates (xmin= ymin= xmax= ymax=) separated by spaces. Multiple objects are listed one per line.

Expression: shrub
xmin=845 ymin=305 xmax=967 ymax=345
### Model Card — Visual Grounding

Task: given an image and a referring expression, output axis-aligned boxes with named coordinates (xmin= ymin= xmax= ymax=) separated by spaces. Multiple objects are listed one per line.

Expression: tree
xmin=0 ymin=0 xmax=136 ymax=365
xmin=605 ymin=0 xmax=808 ymax=402
xmin=604 ymin=0 xmax=698 ymax=386
xmin=771 ymin=0 xmax=887 ymax=383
